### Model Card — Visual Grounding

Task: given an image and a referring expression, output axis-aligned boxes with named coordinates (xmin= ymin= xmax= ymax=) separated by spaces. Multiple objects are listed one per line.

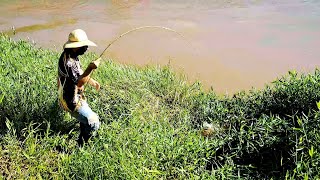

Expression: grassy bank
xmin=1 ymin=34 xmax=320 ymax=179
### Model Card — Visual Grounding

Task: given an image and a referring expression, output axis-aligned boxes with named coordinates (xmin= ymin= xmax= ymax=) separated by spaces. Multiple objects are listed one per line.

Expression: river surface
xmin=1 ymin=0 xmax=320 ymax=94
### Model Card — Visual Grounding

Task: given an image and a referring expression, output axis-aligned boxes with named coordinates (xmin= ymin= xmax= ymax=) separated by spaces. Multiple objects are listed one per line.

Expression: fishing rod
xmin=97 ymin=25 xmax=194 ymax=59
xmin=85 ymin=25 xmax=196 ymax=90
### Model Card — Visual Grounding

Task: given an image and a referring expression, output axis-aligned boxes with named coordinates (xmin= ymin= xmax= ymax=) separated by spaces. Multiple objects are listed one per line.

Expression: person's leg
xmin=77 ymin=122 xmax=92 ymax=146
xmin=71 ymin=100 xmax=100 ymax=145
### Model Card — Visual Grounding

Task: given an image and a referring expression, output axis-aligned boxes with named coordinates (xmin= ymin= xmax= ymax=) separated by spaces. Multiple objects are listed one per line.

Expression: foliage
xmin=1 ymin=35 xmax=320 ymax=179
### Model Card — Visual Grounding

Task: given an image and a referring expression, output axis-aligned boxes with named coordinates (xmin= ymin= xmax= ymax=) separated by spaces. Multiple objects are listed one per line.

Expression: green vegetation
xmin=1 ymin=34 xmax=320 ymax=179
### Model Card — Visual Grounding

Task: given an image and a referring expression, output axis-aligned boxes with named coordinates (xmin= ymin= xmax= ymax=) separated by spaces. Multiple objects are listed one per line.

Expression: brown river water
xmin=1 ymin=0 xmax=320 ymax=94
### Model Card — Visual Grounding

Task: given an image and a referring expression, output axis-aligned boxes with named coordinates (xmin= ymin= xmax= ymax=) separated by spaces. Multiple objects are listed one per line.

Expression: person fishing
xmin=57 ymin=29 xmax=101 ymax=146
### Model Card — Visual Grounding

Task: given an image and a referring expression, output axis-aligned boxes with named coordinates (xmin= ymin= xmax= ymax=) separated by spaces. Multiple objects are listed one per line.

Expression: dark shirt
xmin=58 ymin=51 xmax=83 ymax=111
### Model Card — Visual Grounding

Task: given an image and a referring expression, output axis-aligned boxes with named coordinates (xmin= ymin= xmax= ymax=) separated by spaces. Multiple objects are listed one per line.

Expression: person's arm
xmin=77 ymin=58 xmax=101 ymax=87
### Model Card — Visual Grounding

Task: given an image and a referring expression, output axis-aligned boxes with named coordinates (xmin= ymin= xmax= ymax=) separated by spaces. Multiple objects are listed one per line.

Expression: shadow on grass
xmin=45 ymin=100 xmax=77 ymax=134
xmin=206 ymin=136 xmax=295 ymax=179
xmin=0 ymin=100 xmax=77 ymax=137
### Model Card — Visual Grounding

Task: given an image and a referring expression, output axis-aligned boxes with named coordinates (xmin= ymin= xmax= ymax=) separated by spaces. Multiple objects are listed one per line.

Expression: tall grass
xmin=1 ymin=34 xmax=320 ymax=179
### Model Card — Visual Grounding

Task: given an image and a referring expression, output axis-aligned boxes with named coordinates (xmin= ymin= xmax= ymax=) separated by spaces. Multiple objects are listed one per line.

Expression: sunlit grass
xmin=1 ymin=34 xmax=320 ymax=179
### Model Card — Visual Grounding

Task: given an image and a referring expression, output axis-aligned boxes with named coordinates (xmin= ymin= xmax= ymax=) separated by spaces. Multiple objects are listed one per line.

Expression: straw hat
xmin=63 ymin=29 xmax=97 ymax=49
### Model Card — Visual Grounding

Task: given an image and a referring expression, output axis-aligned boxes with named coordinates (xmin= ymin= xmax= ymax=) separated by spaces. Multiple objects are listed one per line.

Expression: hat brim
xmin=63 ymin=40 xmax=97 ymax=49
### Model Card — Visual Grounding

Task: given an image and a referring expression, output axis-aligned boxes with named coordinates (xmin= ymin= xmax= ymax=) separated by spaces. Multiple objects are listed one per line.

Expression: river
xmin=1 ymin=0 xmax=319 ymax=94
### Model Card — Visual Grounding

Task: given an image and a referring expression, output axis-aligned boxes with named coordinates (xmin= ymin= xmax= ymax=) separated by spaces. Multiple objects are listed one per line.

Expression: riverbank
xmin=1 ymin=35 xmax=320 ymax=179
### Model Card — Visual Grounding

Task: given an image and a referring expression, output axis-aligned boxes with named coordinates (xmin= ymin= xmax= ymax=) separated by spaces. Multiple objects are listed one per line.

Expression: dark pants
xmin=78 ymin=122 xmax=93 ymax=146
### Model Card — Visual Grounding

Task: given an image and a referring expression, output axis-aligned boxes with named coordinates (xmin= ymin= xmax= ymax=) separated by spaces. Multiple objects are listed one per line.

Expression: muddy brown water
xmin=1 ymin=0 xmax=320 ymax=94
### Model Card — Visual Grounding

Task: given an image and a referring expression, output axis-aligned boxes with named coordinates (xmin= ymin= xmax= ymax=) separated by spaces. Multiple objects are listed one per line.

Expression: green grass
xmin=1 ymin=34 xmax=320 ymax=179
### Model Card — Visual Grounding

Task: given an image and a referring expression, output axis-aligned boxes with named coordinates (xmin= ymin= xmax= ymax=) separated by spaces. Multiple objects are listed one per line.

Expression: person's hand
xmin=91 ymin=79 xmax=101 ymax=91
xmin=77 ymin=85 xmax=84 ymax=92
xmin=89 ymin=58 xmax=101 ymax=69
